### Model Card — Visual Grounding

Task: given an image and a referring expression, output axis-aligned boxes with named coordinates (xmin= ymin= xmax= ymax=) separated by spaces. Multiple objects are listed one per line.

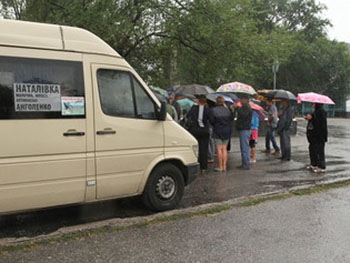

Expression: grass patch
xmin=291 ymin=180 xmax=350 ymax=195
xmin=239 ymin=180 xmax=350 ymax=208
xmin=239 ymin=194 xmax=292 ymax=207
xmin=0 ymin=204 xmax=231 ymax=255
xmin=0 ymin=225 xmax=118 ymax=255
xmin=139 ymin=204 xmax=231 ymax=226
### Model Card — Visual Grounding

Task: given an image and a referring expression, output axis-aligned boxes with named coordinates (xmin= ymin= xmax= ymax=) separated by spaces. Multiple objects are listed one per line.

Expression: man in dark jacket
xmin=305 ymin=103 xmax=328 ymax=173
xmin=186 ymin=95 xmax=210 ymax=171
xmin=234 ymin=94 xmax=252 ymax=170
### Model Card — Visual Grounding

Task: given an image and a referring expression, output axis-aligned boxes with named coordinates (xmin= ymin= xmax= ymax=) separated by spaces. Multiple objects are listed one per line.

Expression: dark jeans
xmin=309 ymin=142 xmax=326 ymax=169
xmin=239 ymin=130 xmax=251 ymax=168
xmin=265 ymin=126 xmax=280 ymax=151
xmin=279 ymin=129 xmax=291 ymax=160
xmin=208 ymin=127 xmax=214 ymax=160
xmin=190 ymin=126 xmax=210 ymax=170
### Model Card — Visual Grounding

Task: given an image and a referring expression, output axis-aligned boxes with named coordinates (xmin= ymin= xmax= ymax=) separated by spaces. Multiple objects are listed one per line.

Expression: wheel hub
xmin=156 ymin=175 xmax=176 ymax=199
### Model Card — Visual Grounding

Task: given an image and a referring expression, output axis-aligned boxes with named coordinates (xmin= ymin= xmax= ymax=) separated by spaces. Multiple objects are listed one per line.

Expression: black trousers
xmin=279 ymin=130 xmax=291 ymax=160
xmin=190 ymin=126 xmax=209 ymax=170
xmin=309 ymin=142 xmax=326 ymax=169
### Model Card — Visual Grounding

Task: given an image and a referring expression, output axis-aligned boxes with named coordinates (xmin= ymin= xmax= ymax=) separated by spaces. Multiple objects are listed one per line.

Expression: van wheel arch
xmin=142 ymin=162 xmax=185 ymax=212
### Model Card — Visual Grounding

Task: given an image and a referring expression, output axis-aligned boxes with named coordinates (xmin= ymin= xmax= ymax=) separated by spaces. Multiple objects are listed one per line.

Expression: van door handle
xmin=63 ymin=131 xmax=85 ymax=136
xmin=96 ymin=130 xmax=116 ymax=135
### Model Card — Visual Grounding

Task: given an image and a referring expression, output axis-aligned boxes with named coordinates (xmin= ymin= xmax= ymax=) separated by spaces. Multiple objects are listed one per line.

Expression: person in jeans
xmin=276 ymin=99 xmax=294 ymax=161
xmin=234 ymin=94 xmax=253 ymax=170
xmin=262 ymin=99 xmax=280 ymax=154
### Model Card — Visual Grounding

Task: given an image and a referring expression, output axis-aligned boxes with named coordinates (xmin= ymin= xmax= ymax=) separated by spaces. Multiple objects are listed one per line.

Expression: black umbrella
xmin=174 ymin=84 xmax=214 ymax=95
xmin=266 ymin=89 xmax=297 ymax=101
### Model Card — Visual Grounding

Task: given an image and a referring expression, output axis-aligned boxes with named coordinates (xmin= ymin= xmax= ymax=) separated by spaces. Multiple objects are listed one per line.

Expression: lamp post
xmin=272 ymin=59 xmax=279 ymax=90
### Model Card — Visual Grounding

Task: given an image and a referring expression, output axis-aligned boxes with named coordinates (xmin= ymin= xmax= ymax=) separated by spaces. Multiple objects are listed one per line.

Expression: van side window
xmin=133 ymin=78 xmax=157 ymax=119
xmin=0 ymin=56 xmax=85 ymax=119
xmin=97 ymin=69 xmax=156 ymax=119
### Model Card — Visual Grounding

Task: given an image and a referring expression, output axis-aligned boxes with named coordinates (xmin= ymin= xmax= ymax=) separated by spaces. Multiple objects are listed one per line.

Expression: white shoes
xmin=306 ymin=165 xmax=325 ymax=173
xmin=306 ymin=165 xmax=316 ymax=170
xmin=313 ymin=167 xmax=325 ymax=173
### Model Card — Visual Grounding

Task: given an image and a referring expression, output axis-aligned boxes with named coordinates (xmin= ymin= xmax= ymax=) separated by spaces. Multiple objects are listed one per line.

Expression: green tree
xmin=1 ymin=0 xmax=349 ymax=104
xmin=252 ymin=0 xmax=330 ymax=41
xmin=165 ymin=0 xmax=297 ymax=89
xmin=280 ymin=39 xmax=350 ymax=105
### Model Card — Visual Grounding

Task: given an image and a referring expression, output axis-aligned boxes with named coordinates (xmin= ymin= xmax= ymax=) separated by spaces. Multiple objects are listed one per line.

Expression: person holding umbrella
xmin=234 ymin=94 xmax=253 ymax=170
xmin=276 ymin=99 xmax=294 ymax=161
xmin=305 ymin=103 xmax=328 ymax=173
xmin=262 ymin=98 xmax=280 ymax=155
xmin=297 ymin=91 xmax=333 ymax=173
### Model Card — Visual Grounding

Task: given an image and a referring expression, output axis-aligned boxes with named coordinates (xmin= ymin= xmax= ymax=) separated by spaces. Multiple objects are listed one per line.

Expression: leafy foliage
xmin=1 ymin=0 xmax=350 ymax=105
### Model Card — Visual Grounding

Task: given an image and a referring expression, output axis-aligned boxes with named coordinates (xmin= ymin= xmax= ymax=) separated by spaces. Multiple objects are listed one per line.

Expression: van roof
xmin=0 ymin=19 xmax=120 ymax=57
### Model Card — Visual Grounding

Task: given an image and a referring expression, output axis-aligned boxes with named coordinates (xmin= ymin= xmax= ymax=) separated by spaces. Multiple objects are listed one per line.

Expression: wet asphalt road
xmin=1 ymin=118 xmax=350 ymax=242
xmin=2 ymin=181 xmax=350 ymax=262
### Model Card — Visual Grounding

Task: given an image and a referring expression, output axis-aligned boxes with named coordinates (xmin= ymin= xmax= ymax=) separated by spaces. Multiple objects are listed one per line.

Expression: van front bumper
xmin=185 ymin=162 xmax=200 ymax=185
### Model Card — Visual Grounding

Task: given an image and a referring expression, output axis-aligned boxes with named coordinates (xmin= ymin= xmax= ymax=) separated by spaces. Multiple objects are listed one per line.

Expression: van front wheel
xmin=142 ymin=163 xmax=185 ymax=212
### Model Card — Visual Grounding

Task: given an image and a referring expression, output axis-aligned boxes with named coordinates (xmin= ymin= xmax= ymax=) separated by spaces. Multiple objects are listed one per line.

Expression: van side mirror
xmin=157 ymin=101 xmax=167 ymax=121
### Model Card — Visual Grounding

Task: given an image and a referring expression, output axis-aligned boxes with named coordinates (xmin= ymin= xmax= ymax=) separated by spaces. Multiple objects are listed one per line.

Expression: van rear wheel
xmin=142 ymin=163 xmax=185 ymax=212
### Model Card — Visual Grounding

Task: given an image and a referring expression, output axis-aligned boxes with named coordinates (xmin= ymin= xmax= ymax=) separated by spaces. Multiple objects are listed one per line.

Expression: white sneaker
xmin=250 ymin=159 xmax=256 ymax=163
xmin=313 ymin=167 xmax=325 ymax=173
xmin=306 ymin=165 xmax=316 ymax=170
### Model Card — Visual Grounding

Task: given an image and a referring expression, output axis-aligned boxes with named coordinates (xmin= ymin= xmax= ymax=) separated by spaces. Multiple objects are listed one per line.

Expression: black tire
xmin=142 ymin=163 xmax=185 ymax=212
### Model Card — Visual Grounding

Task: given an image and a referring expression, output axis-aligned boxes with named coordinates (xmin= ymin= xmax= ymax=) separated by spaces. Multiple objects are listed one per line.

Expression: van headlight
xmin=192 ymin=144 xmax=198 ymax=158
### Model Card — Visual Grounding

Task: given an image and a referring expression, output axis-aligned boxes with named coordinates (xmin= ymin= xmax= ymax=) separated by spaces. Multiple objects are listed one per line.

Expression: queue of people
xmin=185 ymin=93 xmax=266 ymax=172
xmin=156 ymin=86 xmax=328 ymax=174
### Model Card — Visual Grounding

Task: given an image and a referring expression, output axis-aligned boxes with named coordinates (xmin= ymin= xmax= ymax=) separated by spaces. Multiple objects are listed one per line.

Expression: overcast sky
xmin=318 ymin=0 xmax=350 ymax=43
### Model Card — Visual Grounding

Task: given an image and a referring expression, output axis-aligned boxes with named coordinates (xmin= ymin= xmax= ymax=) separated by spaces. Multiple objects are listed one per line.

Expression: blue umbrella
xmin=177 ymin=97 xmax=196 ymax=112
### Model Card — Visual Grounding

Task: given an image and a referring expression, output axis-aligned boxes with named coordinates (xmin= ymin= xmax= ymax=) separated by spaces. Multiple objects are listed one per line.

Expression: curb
xmin=2 ymin=177 xmax=350 ymax=248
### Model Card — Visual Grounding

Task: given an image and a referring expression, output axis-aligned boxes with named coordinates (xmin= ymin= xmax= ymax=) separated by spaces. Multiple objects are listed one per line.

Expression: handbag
xmin=188 ymin=123 xmax=209 ymax=137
